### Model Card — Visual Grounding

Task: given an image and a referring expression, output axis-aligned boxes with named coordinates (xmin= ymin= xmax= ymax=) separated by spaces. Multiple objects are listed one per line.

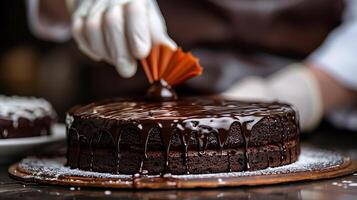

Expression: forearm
xmin=307 ymin=0 xmax=357 ymax=112
xmin=38 ymin=0 xmax=70 ymax=24
xmin=308 ymin=64 xmax=357 ymax=113
xmin=27 ymin=0 xmax=71 ymax=42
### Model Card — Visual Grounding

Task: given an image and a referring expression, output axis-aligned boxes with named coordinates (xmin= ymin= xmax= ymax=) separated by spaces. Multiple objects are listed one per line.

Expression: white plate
xmin=0 ymin=124 xmax=66 ymax=161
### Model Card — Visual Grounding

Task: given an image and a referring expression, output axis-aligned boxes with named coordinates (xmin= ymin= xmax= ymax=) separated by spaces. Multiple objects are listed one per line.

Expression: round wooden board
xmin=8 ymin=157 xmax=357 ymax=189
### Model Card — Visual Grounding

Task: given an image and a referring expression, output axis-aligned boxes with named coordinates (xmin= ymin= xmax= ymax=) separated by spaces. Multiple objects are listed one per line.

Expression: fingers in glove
xmin=104 ymin=3 xmax=137 ymax=78
xmin=147 ymin=0 xmax=176 ymax=49
xmin=84 ymin=0 xmax=111 ymax=62
xmin=72 ymin=0 xmax=101 ymax=61
xmin=125 ymin=0 xmax=151 ymax=59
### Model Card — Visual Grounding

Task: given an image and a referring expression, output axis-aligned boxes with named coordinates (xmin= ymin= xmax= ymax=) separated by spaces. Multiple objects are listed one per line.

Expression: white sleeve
xmin=26 ymin=0 xmax=72 ymax=42
xmin=309 ymin=0 xmax=357 ymax=90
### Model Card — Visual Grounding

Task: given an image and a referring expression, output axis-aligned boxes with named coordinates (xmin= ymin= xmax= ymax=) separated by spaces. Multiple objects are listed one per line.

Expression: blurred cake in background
xmin=0 ymin=95 xmax=56 ymax=139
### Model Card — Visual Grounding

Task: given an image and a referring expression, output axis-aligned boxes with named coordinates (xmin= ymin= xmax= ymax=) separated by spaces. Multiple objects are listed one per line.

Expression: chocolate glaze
xmin=145 ymin=80 xmax=178 ymax=102
xmin=66 ymin=97 xmax=299 ymax=175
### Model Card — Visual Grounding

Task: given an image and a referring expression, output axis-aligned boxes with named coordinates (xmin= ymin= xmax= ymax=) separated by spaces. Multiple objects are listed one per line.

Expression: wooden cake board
xmin=8 ymin=156 xmax=357 ymax=189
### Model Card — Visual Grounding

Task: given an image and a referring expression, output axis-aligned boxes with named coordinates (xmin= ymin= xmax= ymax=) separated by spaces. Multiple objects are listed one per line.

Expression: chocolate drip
xmin=180 ymin=128 xmax=191 ymax=174
xmin=116 ymin=129 xmax=122 ymax=174
xmin=89 ymin=137 xmax=94 ymax=171
xmin=78 ymin=135 xmax=88 ymax=170
xmin=146 ymin=80 xmax=178 ymax=102
xmin=158 ymin=122 xmax=175 ymax=173
xmin=237 ymin=116 xmax=263 ymax=170
xmin=67 ymin=128 xmax=80 ymax=168
xmin=66 ymin=97 xmax=299 ymax=175
xmin=137 ymin=124 xmax=151 ymax=174
xmin=280 ymin=116 xmax=287 ymax=163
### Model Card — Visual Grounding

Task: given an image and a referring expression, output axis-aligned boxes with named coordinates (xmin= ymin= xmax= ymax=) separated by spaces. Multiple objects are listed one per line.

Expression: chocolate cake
xmin=0 ymin=96 xmax=56 ymax=139
xmin=66 ymin=97 xmax=300 ymax=175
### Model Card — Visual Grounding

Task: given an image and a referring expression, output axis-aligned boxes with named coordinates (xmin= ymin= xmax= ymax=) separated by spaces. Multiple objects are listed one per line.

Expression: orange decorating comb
xmin=140 ymin=44 xmax=203 ymax=86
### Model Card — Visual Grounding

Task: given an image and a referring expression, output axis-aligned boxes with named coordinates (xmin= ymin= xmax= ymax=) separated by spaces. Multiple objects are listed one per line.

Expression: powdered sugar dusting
xmin=18 ymin=148 xmax=344 ymax=180
xmin=19 ymin=157 xmax=130 ymax=179
xmin=176 ymin=149 xmax=344 ymax=179
xmin=0 ymin=95 xmax=55 ymax=127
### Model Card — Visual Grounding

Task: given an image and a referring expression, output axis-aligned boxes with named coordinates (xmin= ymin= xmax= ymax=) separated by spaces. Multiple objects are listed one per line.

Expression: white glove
xmin=70 ymin=0 xmax=176 ymax=78
xmin=223 ymin=63 xmax=324 ymax=132
xmin=26 ymin=0 xmax=72 ymax=42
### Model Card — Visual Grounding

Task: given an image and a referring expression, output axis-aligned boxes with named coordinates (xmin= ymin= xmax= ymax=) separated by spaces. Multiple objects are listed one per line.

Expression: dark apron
xmin=159 ymin=0 xmax=344 ymax=56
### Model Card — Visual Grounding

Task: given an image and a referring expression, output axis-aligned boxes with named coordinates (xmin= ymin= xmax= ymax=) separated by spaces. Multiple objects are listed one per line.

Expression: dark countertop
xmin=1 ymin=123 xmax=357 ymax=200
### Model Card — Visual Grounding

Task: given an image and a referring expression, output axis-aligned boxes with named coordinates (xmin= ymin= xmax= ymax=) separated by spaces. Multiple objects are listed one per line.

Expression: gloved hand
xmin=69 ymin=0 xmax=176 ymax=78
xmin=223 ymin=63 xmax=324 ymax=132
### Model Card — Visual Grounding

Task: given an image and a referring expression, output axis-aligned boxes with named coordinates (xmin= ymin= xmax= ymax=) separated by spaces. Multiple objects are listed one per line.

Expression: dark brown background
xmin=0 ymin=0 xmax=344 ymax=121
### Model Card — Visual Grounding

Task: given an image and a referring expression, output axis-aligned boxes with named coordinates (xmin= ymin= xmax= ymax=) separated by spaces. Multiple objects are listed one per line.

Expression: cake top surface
xmin=0 ymin=95 xmax=55 ymax=122
xmin=69 ymin=97 xmax=295 ymax=122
